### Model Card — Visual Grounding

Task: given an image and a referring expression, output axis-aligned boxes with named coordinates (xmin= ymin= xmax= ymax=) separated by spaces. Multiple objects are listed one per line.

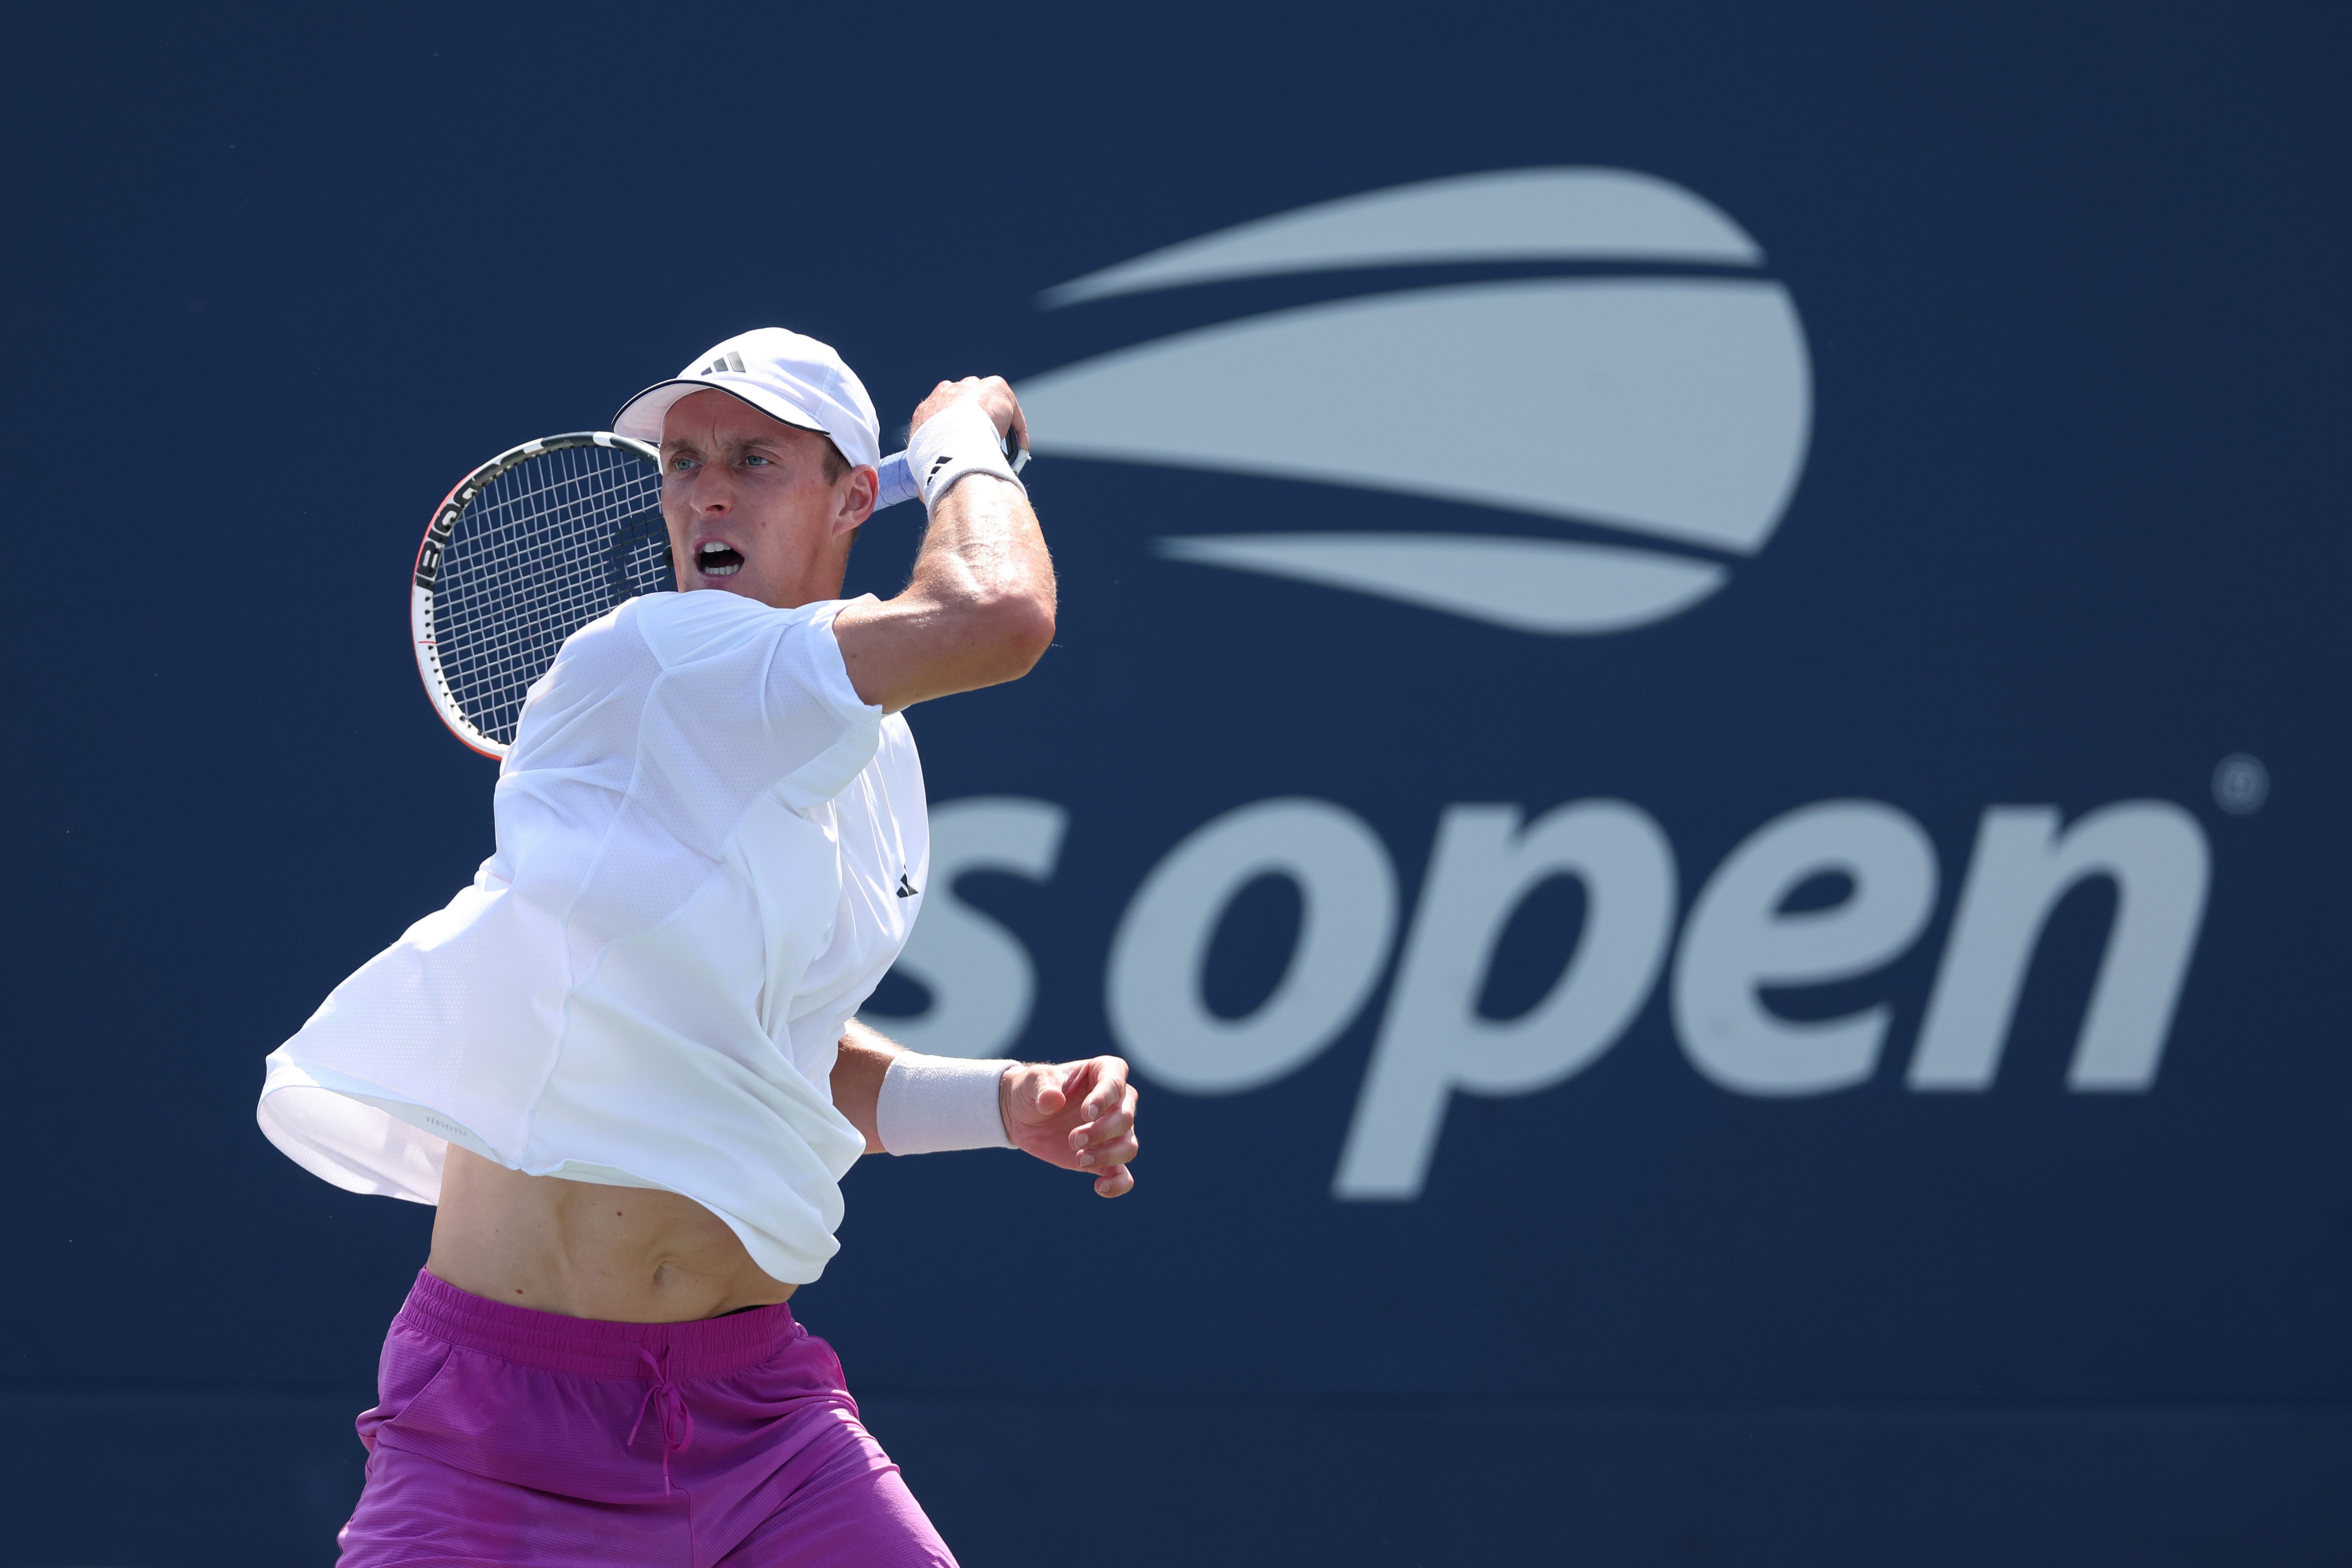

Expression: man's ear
xmin=831 ymin=466 xmax=879 ymax=538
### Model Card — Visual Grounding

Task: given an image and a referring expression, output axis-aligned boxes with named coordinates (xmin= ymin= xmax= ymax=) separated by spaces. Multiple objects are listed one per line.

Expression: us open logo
xmin=1014 ymin=167 xmax=1813 ymax=635
xmin=882 ymin=174 xmax=2211 ymax=1204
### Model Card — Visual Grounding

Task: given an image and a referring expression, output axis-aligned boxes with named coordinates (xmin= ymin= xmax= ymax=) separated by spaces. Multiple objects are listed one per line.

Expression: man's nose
xmin=687 ymin=468 xmax=733 ymax=516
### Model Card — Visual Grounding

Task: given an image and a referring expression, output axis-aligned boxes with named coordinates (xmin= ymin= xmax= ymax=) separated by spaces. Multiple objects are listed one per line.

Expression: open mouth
xmin=695 ymin=542 xmax=745 ymax=578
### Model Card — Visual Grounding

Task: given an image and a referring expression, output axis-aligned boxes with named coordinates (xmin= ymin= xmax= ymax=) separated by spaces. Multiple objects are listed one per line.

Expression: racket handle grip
xmin=874 ymin=432 xmax=1030 ymax=513
xmin=876 ymin=450 xmax=918 ymax=510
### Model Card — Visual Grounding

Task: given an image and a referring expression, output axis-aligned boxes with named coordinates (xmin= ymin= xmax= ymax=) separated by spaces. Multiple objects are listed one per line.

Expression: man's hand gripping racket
xmin=410 ymin=420 xmax=1027 ymax=757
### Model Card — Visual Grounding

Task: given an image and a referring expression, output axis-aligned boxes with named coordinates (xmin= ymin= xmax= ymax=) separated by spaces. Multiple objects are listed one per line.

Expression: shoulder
xmin=628 ymin=590 xmax=868 ymax=670
xmin=520 ymin=594 xmax=782 ymax=742
xmin=536 ymin=597 xmax=662 ymax=698
xmin=628 ymin=589 xmax=789 ymax=661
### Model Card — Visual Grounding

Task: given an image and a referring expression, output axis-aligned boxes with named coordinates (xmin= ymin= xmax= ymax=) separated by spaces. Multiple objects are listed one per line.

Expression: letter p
xmin=1334 ymin=801 xmax=1677 ymax=1200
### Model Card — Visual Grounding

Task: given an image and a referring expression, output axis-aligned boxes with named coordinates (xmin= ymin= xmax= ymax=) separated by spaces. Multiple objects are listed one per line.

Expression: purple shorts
xmin=337 ymin=1270 xmax=956 ymax=1567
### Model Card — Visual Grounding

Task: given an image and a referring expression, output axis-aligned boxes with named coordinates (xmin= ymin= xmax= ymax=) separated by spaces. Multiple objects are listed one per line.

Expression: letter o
xmin=1108 ymin=799 xmax=1398 ymax=1094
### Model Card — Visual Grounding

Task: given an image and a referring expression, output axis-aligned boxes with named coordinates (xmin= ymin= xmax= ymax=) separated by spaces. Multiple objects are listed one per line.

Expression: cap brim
xmin=611 ymin=375 xmax=835 ymax=446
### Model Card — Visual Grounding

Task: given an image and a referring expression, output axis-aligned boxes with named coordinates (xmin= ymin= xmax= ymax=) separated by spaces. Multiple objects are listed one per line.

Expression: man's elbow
xmin=969 ymin=592 xmax=1056 ymax=685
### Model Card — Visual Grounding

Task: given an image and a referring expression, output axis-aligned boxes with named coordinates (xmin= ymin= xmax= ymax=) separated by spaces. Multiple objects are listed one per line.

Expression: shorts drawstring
xmin=628 ymin=1345 xmax=696 ymax=1494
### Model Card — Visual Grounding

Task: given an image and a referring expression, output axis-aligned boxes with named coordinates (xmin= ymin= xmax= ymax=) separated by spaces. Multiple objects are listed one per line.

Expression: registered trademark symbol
xmin=2212 ymin=753 xmax=2269 ymax=816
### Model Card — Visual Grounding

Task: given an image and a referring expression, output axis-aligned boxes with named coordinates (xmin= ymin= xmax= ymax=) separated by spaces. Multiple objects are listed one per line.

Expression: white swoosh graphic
xmin=1016 ymin=277 xmax=1810 ymax=554
xmin=1157 ymin=534 xmax=1728 ymax=633
xmin=1042 ymin=168 xmax=1761 ymax=306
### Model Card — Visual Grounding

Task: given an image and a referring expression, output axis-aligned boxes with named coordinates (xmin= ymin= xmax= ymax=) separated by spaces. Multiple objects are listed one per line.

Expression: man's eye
xmin=668 ymin=456 xmax=696 ymax=472
xmin=742 ymin=454 xmax=770 ymax=467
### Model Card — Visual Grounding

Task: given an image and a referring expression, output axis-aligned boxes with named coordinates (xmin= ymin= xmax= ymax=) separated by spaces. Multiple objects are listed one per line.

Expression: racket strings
xmin=433 ymin=444 xmax=671 ymax=746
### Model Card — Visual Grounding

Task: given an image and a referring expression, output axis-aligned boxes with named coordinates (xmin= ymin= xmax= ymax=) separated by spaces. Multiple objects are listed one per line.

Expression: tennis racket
xmin=411 ymin=433 xmax=1023 ymax=758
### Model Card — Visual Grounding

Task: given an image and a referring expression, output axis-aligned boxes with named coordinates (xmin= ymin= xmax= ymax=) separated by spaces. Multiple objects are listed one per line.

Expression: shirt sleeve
xmin=758 ymin=596 xmax=888 ymax=808
xmin=628 ymin=591 xmax=886 ymax=814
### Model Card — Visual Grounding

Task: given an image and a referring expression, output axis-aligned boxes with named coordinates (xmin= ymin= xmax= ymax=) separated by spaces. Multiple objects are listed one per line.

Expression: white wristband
xmin=907 ymin=396 xmax=1023 ymax=510
xmin=875 ymin=1054 xmax=1016 ymax=1155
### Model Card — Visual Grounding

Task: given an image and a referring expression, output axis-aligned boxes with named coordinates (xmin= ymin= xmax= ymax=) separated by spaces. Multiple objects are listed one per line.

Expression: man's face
xmin=659 ymin=389 xmax=874 ymax=609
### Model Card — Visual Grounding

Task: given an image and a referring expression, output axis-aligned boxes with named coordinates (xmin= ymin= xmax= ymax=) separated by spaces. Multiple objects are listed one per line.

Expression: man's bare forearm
xmin=911 ymin=471 xmax=1055 ymax=638
xmin=837 ymin=474 xmax=1054 ymax=709
xmin=832 ymin=1018 xmax=907 ymax=1154
xmin=834 ymin=378 xmax=1055 ymax=711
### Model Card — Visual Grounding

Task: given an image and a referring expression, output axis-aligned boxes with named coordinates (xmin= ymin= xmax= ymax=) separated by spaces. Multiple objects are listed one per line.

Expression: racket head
xmin=411 ymin=432 xmax=670 ymax=758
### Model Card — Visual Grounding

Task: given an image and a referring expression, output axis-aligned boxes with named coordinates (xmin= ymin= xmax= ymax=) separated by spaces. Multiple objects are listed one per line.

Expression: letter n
xmin=1907 ymin=801 xmax=2210 ymax=1092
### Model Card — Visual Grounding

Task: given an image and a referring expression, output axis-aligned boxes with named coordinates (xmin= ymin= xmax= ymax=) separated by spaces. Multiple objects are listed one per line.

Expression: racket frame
xmin=411 ymin=430 xmax=663 ymax=759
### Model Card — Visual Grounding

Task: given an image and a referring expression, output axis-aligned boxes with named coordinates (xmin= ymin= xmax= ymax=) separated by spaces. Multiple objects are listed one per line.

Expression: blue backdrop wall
xmin=1 ymin=3 xmax=2346 ymax=1563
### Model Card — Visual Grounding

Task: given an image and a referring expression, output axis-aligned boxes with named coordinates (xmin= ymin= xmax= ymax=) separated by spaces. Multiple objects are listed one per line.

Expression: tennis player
xmin=256 ymin=327 xmax=1137 ymax=1566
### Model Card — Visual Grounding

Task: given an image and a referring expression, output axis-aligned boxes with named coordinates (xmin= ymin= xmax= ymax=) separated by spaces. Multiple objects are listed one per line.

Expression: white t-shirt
xmin=256 ymin=590 xmax=928 ymax=1285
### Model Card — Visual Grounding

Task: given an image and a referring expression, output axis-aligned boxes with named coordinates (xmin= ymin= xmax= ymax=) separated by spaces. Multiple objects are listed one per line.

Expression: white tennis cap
xmin=612 ymin=327 xmax=881 ymax=471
